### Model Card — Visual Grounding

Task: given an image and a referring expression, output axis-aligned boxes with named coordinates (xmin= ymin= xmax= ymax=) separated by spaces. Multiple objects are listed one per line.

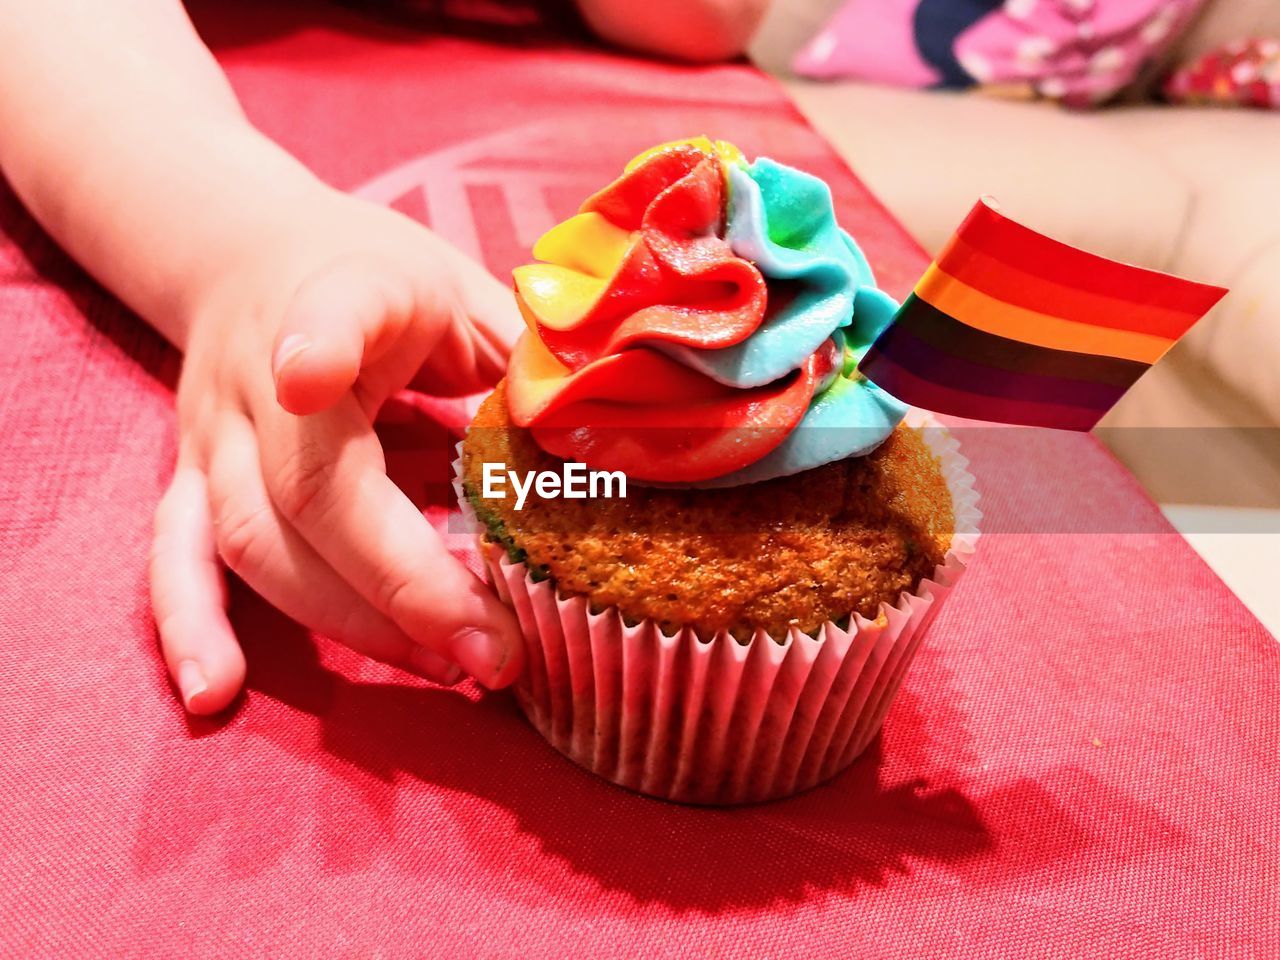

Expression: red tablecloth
xmin=2 ymin=3 xmax=1277 ymax=956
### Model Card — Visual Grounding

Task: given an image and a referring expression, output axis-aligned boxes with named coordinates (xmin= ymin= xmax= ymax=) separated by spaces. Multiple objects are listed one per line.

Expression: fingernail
xmin=272 ymin=334 xmax=310 ymax=377
xmin=409 ymin=647 xmax=464 ymax=686
xmin=447 ymin=629 xmax=510 ymax=686
xmin=177 ymin=659 xmax=208 ymax=709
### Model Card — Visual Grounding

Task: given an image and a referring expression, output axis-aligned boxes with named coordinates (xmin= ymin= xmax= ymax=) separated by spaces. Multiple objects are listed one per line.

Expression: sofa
xmin=751 ymin=0 xmax=1280 ymax=510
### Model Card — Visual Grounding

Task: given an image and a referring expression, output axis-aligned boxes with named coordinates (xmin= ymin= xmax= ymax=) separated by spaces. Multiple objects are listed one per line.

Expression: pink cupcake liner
xmin=452 ymin=410 xmax=980 ymax=804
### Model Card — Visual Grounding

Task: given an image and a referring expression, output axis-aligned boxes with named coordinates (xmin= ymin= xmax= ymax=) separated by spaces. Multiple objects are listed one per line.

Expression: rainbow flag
xmin=858 ymin=200 xmax=1228 ymax=430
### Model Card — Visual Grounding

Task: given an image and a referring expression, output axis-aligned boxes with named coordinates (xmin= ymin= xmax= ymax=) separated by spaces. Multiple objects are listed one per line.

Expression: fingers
xmin=272 ymin=257 xmax=418 ymax=417
xmin=406 ymin=313 xmax=504 ymax=398
xmin=258 ymin=395 xmax=524 ymax=687
xmin=450 ymin=250 xmax=524 ymax=365
xmin=274 ymin=250 xmax=520 ymax=414
xmin=151 ymin=461 xmax=246 ymax=715
xmin=410 ymin=250 xmax=521 ymax=394
xmin=204 ymin=413 xmax=464 ymax=687
xmin=257 ymin=242 xmax=528 ymax=686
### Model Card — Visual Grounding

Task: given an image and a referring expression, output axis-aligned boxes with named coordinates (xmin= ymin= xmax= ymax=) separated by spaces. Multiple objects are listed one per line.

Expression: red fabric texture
xmin=2 ymin=2 xmax=1277 ymax=956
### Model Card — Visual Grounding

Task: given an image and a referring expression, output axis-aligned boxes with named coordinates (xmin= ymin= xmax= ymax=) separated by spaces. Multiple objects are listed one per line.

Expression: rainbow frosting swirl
xmin=507 ymin=138 xmax=907 ymax=486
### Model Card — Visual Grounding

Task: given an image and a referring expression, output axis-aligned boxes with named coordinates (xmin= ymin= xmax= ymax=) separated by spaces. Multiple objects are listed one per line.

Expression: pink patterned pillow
xmin=795 ymin=0 xmax=1207 ymax=107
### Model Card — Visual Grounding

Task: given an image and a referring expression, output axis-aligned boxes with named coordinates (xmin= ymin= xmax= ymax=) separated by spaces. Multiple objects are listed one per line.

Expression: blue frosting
xmin=658 ymin=160 xmax=874 ymax=388
xmin=666 ymin=158 xmax=907 ymax=486
xmin=697 ymin=288 xmax=907 ymax=487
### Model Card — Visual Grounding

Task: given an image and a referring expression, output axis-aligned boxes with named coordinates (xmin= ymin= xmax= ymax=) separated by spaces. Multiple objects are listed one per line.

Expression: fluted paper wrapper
xmin=453 ymin=410 xmax=980 ymax=804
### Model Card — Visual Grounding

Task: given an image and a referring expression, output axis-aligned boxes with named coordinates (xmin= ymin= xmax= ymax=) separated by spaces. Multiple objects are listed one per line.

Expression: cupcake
xmin=456 ymin=138 xmax=979 ymax=804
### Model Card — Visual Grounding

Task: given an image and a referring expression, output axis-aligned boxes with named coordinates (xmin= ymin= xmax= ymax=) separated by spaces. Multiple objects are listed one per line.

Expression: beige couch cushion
xmin=1091 ymin=106 xmax=1280 ymax=280
xmin=1198 ymin=242 xmax=1280 ymax=424
xmin=1176 ymin=0 xmax=1280 ymax=60
xmin=1090 ymin=106 xmax=1280 ymax=422
xmin=781 ymin=81 xmax=1189 ymax=270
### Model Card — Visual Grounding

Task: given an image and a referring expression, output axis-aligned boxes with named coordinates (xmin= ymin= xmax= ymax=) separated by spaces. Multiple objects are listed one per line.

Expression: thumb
xmin=273 ymin=257 xmax=416 ymax=416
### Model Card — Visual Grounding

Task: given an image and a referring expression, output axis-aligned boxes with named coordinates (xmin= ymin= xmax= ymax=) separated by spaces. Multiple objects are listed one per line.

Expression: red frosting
xmin=508 ymin=143 xmax=833 ymax=482
xmin=531 ymin=147 xmax=765 ymax=369
xmin=516 ymin=336 xmax=840 ymax=483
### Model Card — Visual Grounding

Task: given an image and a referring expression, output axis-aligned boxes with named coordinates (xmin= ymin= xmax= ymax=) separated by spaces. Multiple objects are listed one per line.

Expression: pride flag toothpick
xmin=857 ymin=199 xmax=1228 ymax=430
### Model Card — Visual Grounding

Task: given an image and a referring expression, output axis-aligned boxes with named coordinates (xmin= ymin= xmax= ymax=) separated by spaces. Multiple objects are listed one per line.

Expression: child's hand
xmin=150 ymin=190 xmax=525 ymax=714
xmin=1 ymin=0 xmax=768 ymax=718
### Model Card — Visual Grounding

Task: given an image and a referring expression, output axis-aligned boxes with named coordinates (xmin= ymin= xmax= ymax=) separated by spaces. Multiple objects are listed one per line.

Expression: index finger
xmin=257 ymin=394 xmax=524 ymax=688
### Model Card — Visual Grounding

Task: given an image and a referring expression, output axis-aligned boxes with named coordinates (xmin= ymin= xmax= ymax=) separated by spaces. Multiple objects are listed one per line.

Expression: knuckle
xmin=270 ymin=440 xmax=338 ymax=523
xmin=330 ymin=599 xmax=372 ymax=648
xmin=151 ymin=474 xmax=200 ymax=564
xmin=174 ymin=370 xmax=200 ymax=424
xmin=149 ymin=524 xmax=176 ymax=572
xmin=153 ymin=471 xmax=190 ymax=528
xmin=175 ymin=386 xmax=201 ymax=429
xmin=175 ymin=365 xmax=217 ymax=431
xmin=154 ymin=606 xmax=196 ymax=646
xmin=151 ymin=492 xmax=177 ymax=540
xmin=383 ymin=274 xmax=418 ymax=329
xmin=372 ymin=566 xmax=417 ymax=625
xmin=214 ymin=500 xmax=275 ymax=574
xmin=148 ymin=558 xmax=178 ymax=616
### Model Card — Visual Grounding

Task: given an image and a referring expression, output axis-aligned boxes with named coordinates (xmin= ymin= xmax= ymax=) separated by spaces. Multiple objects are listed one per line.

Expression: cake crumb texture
xmin=462 ymin=384 xmax=954 ymax=640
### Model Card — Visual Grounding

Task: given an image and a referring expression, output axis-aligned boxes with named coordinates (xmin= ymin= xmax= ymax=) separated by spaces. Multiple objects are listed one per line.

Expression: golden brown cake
xmin=462 ymin=383 xmax=953 ymax=641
